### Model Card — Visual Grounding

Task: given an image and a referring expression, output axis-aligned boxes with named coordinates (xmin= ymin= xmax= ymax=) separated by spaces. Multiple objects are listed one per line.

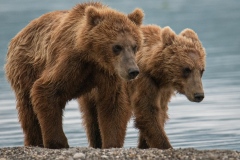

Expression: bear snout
xmin=128 ymin=68 xmax=139 ymax=79
xmin=194 ymin=93 xmax=204 ymax=102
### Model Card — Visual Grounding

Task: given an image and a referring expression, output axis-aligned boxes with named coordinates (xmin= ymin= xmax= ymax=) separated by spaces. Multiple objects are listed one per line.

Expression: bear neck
xmin=147 ymin=71 xmax=172 ymax=89
xmin=144 ymin=49 xmax=173 ymax=88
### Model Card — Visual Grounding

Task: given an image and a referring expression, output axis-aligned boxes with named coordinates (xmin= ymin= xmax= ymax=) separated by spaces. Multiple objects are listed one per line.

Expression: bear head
xmin=76 ymin=6 xmax=144 ymax=80
xmin=160 ymin=27 xmax=206 ymax=102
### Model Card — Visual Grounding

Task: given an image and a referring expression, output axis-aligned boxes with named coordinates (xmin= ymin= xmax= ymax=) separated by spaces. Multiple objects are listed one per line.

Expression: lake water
xmin=0 ymin=0 xmax=240 ymax=150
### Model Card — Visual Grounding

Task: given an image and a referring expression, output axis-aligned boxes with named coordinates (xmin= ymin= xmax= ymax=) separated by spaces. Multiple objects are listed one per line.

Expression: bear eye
xmin=183 ymin=67 xmax=191 ymax=78
xmin=112 ymin=45 xmax=123 ymax=55
xmin=132 ymin=45 xmax=138 ymax=53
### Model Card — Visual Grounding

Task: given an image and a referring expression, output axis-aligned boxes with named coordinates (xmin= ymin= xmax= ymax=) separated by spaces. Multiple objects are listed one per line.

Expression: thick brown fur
xmin=128 ymin=25 xmax=206 ymax=149
xmin=5 ymin=2 xmax=144 ymax=149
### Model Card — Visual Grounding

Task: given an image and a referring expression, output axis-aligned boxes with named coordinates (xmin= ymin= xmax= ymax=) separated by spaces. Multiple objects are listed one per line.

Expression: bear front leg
xmin=132 ymin=79 xmax=172 ymax=149
xmin=31 ymin=79 xmax=69 ymax=149
xmin=96 ymin=86 xmax=131 ymax=148
xmin=29 ymin=51 xmax=95 ymax=149
xmin=135 ymin=108 xmax=172 ymax=149
xmin=138 ymin=131 xmax=149 ymax=149
xmin=78 ymin=91 xmax=102 ymax=148
xmin=134 ymin=102 xmax=172 ymax=149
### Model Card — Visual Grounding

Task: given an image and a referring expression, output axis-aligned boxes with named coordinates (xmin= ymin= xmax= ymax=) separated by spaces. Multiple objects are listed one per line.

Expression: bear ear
xmin=161 ymin=26 xmax=176 ymax=46
xmin=128 ymin=8 xmax=144 ymax=26
xmin=180 ymin=28 xmax=199 ymax=42
xmin=85 ymin=6 xmax=103 ymax=26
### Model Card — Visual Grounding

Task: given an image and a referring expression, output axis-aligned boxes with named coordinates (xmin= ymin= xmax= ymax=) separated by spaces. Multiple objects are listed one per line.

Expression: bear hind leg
xmin=17 ymin=94 xmax=43 ymax=147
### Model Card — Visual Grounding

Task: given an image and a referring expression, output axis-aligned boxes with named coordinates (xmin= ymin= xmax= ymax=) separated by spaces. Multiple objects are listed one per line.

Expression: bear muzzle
xmin=128 ymin=68 xmax=139 ymax=79
xmin=193 ymin=93 xmax=204 ymax=102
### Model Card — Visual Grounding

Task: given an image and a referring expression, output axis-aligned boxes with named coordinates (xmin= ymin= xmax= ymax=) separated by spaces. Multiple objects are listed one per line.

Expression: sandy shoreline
xmin=0 ymin=147 xmax=239 ymax=160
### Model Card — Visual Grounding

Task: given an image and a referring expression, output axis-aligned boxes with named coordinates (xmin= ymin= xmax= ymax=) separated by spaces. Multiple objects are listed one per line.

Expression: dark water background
xmin=0 ymin=0 xmax=240 ymax=150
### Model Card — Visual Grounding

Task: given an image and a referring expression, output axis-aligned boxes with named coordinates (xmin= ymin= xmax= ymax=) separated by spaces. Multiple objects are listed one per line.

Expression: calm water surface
xmin=0 ymin=0 xmax=240 ymax=150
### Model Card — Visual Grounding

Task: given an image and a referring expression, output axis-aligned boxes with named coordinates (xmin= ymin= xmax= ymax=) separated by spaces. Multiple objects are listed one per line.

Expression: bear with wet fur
xmin=5 ymin=2 xmax=143 ymax=149
xmin=128 ymin=25 xmax=206 ymax=149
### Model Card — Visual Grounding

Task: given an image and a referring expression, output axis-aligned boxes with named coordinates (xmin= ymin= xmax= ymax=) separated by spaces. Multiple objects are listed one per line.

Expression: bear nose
xmin=194 ymin=93 xmax=204 ymax=102
xmin=128 ymin=69 xmax=139 ymax=79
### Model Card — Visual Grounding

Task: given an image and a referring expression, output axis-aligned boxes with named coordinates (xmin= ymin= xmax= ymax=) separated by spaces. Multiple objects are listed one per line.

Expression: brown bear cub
xmin=128 ymin=25 xmax=206 ymax=149
xmin=5 ymin=2 xmax=144 ymax=149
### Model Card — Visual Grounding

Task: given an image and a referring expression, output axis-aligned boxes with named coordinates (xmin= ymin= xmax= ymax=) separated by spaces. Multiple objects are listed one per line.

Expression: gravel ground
xmin=0 ymin=147 xmax=240 ymax=160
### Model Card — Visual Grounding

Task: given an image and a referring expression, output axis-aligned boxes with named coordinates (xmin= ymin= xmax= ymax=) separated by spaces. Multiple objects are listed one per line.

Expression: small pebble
xmin=56 ymin=155 xmax=65 ymax=160
xmin=101 ymin=155 xmax=108 ymax=159
xmin=73 ymin=153 xmax=85 ymax=159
